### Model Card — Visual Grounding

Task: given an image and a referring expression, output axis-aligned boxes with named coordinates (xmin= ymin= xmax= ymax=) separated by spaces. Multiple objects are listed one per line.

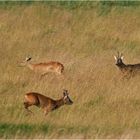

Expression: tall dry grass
xmin=0 ymin=3 xmax=140 ymax=139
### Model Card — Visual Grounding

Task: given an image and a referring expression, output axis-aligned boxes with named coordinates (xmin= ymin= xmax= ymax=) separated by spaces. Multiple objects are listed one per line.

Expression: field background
xmin=0 ymin=1 xmax=140 ymax=139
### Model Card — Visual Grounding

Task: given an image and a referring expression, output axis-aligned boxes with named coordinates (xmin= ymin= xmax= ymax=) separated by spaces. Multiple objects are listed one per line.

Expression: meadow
xmin=0 ymin=1 xmax=140 ymax=139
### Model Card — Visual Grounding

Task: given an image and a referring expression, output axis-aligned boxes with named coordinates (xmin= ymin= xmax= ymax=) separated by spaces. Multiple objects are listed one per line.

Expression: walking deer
xmin=114 ymin=52 xmax=140 ymax=78
xmin=24 ymin=89 xmax=73 ymax=116
xmin=20 ymin=57 xmax=64 ymax=77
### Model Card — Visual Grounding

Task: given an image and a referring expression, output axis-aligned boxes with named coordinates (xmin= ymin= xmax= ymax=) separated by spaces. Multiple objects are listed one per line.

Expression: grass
xmin=0 ymin=1 xmax=140 ymax=139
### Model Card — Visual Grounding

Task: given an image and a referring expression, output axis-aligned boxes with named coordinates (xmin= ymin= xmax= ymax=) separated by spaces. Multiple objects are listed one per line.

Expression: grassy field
xmin=0 ymin=1 xmax=140 ymax=139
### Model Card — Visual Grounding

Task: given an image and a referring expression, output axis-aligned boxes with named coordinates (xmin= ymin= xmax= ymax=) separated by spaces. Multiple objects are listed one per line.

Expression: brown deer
xmin=24 ymin=89 xmax=73 ymax=116
xmin=20 ymin=57 xmax=64 ymax=77
xmin=114 ymin=52 xmax=140 ymax=78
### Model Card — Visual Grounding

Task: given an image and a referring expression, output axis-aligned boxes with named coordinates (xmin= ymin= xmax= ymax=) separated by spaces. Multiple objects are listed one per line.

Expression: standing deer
xmin=114 ymin=52 xmax=140 ymax=78
xmin=20 ymin=57 xmax=64 ymax=77
xmin=24 ymin=89 xmax=73 ymax=116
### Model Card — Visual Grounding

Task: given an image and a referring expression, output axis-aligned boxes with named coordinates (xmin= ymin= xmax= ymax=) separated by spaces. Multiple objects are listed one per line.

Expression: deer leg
xmin=24 ymin=102 xmax=33 ymax=114
xmin=55 ymin=71 xmax=61 ymax=75
xmin=44 ymin=110 xmax=49 ymax=116
xmin=55 ymin=73 xmax=64 ymax=80
xmin=40 ymin=73 xmax=47 ymax=79
xmin=55 ymin=69 xmax=65 ymax=79
xmin=43 ymin=107 xmax=51 ymax=116
xmin=123 ymin=73 xmax=132 ymax=80
xmin=56 ymin=67 xmax=64 ymax=76
xmin=60 ymin=73 xmax=65 ymax=79
xmin=42 ymin=73 xmax=47 ymax=76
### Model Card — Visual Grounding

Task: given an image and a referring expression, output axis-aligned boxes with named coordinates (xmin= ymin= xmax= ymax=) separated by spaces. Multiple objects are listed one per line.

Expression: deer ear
xmin=63 ymin=92 xmax=66 ymax=96
xmin=121 ymin=56 xmax=124 ymax=60
xmin=63 ymin=95 xmax=67 ymax=100
xmin=114 ymin=56 xmax=117 ymax=60
xmin=26 ymin=57 xmax=32 ymax=61
xmin=63 ymin=89 xmax=68 ymax=96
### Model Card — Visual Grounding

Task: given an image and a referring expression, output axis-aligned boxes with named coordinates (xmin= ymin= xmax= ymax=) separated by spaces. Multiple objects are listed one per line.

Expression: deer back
xmin=21 ymin=57 xmax=64 ymax=74
xmin=25 ymin=92 xmax=55 ymax=108
xmin=33 ymin=61 xmax=64 ymax=73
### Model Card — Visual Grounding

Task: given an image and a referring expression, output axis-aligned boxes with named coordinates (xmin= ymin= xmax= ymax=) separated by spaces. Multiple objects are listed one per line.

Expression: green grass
xmin=0 ymin=123 xmax=53 ymax=138
xmin=0 ymin=1 xmax=140 ymax=11
xmin=0 ymin=122 xmax=134 ymax=139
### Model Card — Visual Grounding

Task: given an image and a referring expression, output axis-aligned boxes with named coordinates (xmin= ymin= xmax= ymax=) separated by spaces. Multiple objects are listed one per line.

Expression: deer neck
xmin=54 ymin=98 xmax=65 ymax=109
xmin=26 ymin=63 xmax=34 ymax=70
xmin=116 ymin=62 xmax=126 ymax=69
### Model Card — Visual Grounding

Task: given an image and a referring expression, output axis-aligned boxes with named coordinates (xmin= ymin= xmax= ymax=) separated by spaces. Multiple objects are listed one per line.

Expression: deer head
xmin=20 ymin=57 xmax=32 ymax=66
xmin=63 ymin=89 xmax=73 ymax=105
xmin=114 ymin=52 xmax=124 ymax=66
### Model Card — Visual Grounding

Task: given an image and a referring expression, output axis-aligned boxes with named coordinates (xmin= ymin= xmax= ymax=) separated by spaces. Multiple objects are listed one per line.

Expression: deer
xmin=24 ymin=89 xmax=73 ymax=116
xmin=20 ymin=57 xmax=64 ymax=78
xmin=114 ymin=52 xmax=140 ymax=78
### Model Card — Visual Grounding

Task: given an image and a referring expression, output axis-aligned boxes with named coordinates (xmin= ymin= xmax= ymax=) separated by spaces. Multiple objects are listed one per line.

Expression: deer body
xmin=24 ymin=90 xmax=73 ymax=116
xmin=114 ymin=52 xmax=140 ymax=78
xmin=21 ymin=57 xmax=64 ymax=76
xmin=117 ymin=64 xmax=140 ymax=73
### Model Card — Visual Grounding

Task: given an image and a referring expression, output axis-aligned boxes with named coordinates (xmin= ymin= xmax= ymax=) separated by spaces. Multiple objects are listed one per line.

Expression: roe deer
xmin=20 ymin=57 xmax=64 ymax=77
xmin=114 ymin=52 xmax=140 ymax=78
xmin=24 ymin=89 xmax=73 ymax=116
